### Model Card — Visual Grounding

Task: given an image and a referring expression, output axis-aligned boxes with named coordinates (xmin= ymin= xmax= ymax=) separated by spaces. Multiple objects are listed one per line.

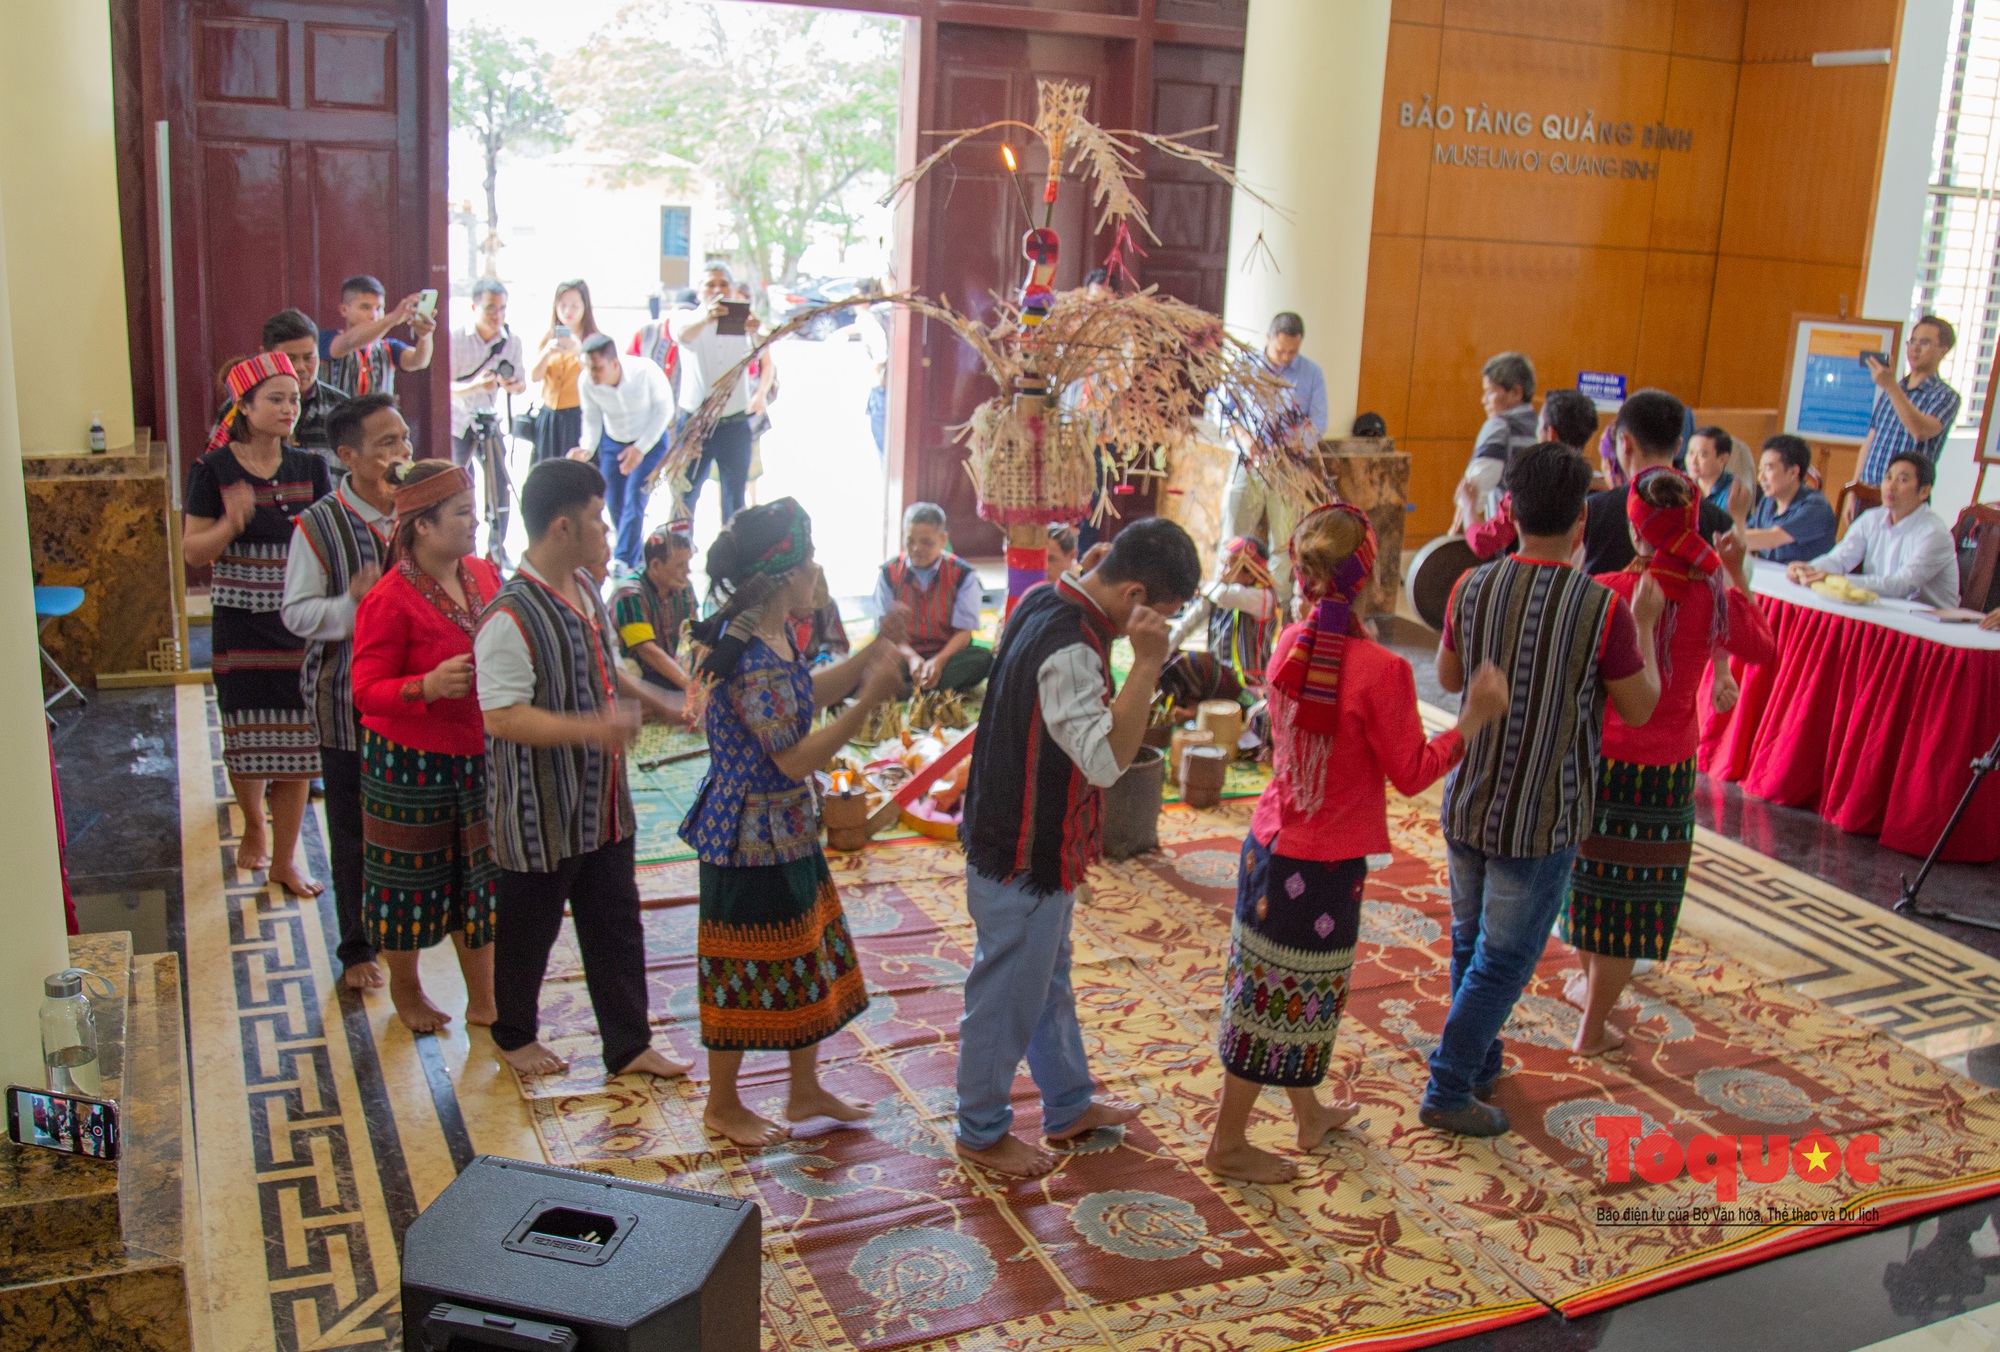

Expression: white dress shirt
xmin=1809 ymin=503 xmax=1959 ymax=609
xmin=578 ymin=355 xmax=675 ymax=454
xmin=280 ymin=485 xmax=392 ymax=642
xmin=669 ymin=310 xmax=752 ymax=416
xmin=1168 ymin=582 xmax=1275 ymax=650
xmin=449 ymin=324 xmax=526 ymax=438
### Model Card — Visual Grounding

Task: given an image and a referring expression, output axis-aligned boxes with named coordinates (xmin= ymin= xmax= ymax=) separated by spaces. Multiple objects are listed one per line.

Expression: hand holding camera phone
xmin=716 ymin=301 xmax=752 ymax=336
xmin=1859 ymin=349 xmax=1888 ymax=371
xmin=413 ymin=288 xmax=439 ymax=323
xmin=6 ymin=1084 xmax=119 ymax=1160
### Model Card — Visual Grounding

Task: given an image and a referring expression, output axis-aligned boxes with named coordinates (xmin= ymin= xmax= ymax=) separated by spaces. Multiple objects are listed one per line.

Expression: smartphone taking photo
xmin=717 ymin=301 xmax=752 ymax=336
xmin=414 ymin=289 xmax=439 ymax=322
xmin=6 ymin=1085 xmax=120 ymax=1160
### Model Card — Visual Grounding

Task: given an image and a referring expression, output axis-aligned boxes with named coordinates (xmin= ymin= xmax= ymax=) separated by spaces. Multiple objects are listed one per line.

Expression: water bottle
xmin=41 ymin=968 xmax=109 ymax=1098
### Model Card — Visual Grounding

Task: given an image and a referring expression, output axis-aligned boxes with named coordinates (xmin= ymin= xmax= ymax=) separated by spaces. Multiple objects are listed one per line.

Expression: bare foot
xmin=390 ymin=986 xmax=452 ymax=1034
xmin=1561 ymin=969 xmax=1589 ymax=1012
xmin=1295 ymin=1098 xmax=1361 ymax=1151
xmin=704 ymin=1103 xmax=789 ymax=1148
xmin=499 ymin=1041 xmax=570 ymax=1076
xmin=615 ymin=1048 xmax=692 ymax=1079
xmin=787 ymin=1087 xmax=872 ymax=1123
xmin=269 ymin=862 xmax=323 ymax=897
xmin=1573 ymin=1024 xmax=1626 ymax=1058
xmin=342 ymin=960 xmax=384 ymax=991
xmin=235 ymin=826 xmax=270 ymax=874
xmin=1203 ymin=1139 xmax=1299 ymax=1184
xmin=1046 ymin=1099 xmax=1140 ymax=1146
xmin=956 ymin=1133 xmax=1057 ymax=1178
xmin=463 ymin=1001 xmax=498 ymax=1027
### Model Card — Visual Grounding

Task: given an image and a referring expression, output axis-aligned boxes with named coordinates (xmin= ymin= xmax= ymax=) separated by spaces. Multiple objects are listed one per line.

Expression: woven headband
xmin=226 ymin=352 xmax=298 ymax=403
xmin=394 ymin=465 xmax=474 ymax=516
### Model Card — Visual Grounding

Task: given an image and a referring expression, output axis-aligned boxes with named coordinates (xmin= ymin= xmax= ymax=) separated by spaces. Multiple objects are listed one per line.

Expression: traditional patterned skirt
xmin=213 ymin=604 xmax=320 ymax=780
xmin=359 ymin=729 xmax=497 ymax=952
xmin=1217 ymin=832 xmax=1366 ymax=1088
xmin=697 ymin=851 xmax=868 ymax=1052
xmin=1561 ymin=756 xmax=1698 ymax=961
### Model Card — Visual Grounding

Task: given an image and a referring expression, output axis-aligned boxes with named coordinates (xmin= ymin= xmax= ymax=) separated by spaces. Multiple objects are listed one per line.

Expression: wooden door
xmin=136 ymin=0 xmax=447 ymax=475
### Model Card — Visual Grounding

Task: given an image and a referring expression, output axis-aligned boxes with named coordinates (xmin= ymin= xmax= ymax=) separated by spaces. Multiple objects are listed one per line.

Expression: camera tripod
xmin=1894 ymin=726 xmax=2000 ymax=932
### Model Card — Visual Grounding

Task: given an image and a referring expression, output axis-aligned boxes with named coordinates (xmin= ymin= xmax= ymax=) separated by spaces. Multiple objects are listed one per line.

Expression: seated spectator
xmin=876 ymin=502 xmax=991 ymax=692
xmin=1788 ymin=451 xmax=1957 ymax=608
xmin=790 ymin=564 xmax=851 ymax=668
xmin=258 ymin=308 xmax=348 ymax=463
xmin=1465 ymin=387 xmax=1598 ymax=560
xmin=1744 ymin=435 xmax=1836 ymax=564
xmin=1167 ymin=535 xmax=1279 ymax=686
xmin=1452 ymin=351 xmax=1538 ymax=533
xmin=1686 ymin=425 xmax=1750 ymax=518
xmin=1045 ymin=523 xmax=1079 ymax=585
xmin=612 ymin=525 xmax=698 ymax=697
xmin=320 ymin=275 xmax=435 ymax=398
xmin=1584 ymin=389 xmax=1734 ymax=576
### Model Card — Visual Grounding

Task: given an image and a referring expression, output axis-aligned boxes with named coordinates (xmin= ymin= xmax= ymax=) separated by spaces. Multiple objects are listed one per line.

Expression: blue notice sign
xmin=1577 ymin=371 xmax=1626 ymax=404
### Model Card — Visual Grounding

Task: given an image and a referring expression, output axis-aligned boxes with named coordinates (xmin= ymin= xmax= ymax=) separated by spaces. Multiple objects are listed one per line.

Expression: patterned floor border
xmin=176 ymin=688 xmax=2000 ymax=1351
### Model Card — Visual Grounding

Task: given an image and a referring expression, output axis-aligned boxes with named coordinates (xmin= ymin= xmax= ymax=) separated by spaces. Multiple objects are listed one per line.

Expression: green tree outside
xmin=449 ymin=23 xmax=570 ymax=277
xmin=562 ymin=2 xmax=900 ymax=302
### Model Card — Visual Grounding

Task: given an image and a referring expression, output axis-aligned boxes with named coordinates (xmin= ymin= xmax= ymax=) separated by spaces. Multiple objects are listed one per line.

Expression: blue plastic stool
xmin=34 ymin=586 xmax=86 ymax=719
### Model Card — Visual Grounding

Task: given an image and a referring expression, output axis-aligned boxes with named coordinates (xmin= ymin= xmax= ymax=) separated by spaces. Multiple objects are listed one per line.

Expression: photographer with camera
xmin=450 ymin=279 xmax=528 ymax=554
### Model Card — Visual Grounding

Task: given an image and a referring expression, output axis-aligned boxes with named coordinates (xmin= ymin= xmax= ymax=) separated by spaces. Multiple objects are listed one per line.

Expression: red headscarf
xmin=1626 ymin=466 xmax=1727 ymax=675
xmin=206 ymin=352 xmax=300 ymax=451
xmin=1270 ymin=503 xmax=1376 ymax=813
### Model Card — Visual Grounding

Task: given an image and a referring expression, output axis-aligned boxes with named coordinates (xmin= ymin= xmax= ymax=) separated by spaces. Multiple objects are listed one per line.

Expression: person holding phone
xmin=319 ymin=275 xmax=436 ymax=398
xmin=529 ymin=280 xmax=599 ymax=465
xmin=670 ymin=264 xmax=760 ymax=524
xmin=1856 ymin=315 xmax=1961 ymax=490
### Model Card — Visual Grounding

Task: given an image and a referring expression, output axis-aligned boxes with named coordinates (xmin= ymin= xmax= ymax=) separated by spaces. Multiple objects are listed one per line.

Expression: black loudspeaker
xmin=401 ymin=1155 xmax=762 ymax=1351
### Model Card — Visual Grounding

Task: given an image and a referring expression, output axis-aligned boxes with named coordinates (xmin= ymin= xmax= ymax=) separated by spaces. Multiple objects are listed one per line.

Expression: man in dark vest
xmin=475 ymin=459 xmax=684 ymax=1080
xmin=956 ymin=517 xmax=1202 ymax=1177
xmin=281 ymin=392 xmax=405 ymax=990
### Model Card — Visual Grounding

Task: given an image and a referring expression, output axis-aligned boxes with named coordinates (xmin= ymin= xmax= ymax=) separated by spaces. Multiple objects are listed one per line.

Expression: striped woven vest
xmin=294 ymin=492 xmax=386 ymax=751
xmin=482 ymin=570 xmax=635 ymax=873
xmin=884 ymin=555 xmax=974 ymax=658
xmin=1440 ymin=556 xmax=1616 ymax=858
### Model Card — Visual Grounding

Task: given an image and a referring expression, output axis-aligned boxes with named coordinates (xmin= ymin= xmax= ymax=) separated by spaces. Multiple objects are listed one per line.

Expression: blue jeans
xmin=598 ymin=434 xmax=669 ymax=573
xmin=955 ymin=868 xmax=1095 ymax=1149
xmin=680 ymin=413 xmax=752 ymax=526
xmin=1422 ymin=839 xmax=1575 ymax=1113
xmin=866 ymin=384 xmax=887 ymax=458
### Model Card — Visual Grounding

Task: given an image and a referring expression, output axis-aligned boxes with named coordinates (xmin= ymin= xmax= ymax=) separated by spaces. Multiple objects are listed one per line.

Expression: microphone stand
xmin=1894 ymin=726 xmax=2000 ymax=931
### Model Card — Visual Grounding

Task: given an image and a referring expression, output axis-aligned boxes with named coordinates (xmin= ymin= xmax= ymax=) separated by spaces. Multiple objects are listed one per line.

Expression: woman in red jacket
xmin=1561 ymin=468 xmax=1775 ymax=1056
xmin=1204 ymin=504 xmax=1507 ymax=1184
xmin=350 ymin=461 xmax=504 ymax=1033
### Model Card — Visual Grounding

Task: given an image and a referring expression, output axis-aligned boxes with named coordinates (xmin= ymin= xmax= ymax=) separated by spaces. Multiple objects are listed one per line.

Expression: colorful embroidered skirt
xmin=212 ymin=604 xmax=319 ymax=780
xmin=697 ymin=851 xmax=868 ymax=1052
xmin=360 ymin=729 xmax=497 ymax=952
xmin=1217 ymin=832 xmax=1366 ymax=1088
xmin=1561 ymin=755 xmax=1698 ymax=961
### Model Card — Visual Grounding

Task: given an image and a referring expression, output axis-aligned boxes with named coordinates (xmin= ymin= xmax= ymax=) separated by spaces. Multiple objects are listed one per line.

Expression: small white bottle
xmin=88 ymin=412 xmax=106 ymax=453
xmin=41 ymin=969 xmax=102 ymax=1098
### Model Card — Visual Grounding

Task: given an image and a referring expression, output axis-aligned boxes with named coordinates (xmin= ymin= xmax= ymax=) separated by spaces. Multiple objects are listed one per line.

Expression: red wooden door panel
xmin=139 ymin=0 xmax=444 ymax=479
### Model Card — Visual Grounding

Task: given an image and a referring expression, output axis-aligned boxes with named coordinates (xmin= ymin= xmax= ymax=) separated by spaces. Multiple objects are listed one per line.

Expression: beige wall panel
xmin=1743 ymin=0 xmax=1899 ymax=63
xmin=1699 ymin=254 xmax=1867 ymax=406
xmin=1649 ymin=56 xmax=1740 ymax=252
xmin=1358 ymin=234 xmax=1425 ymax=435
xmin=1404 ymin=240 xmax=1648 ymax=440
xmin=1438 ymin=0 xmax=1674 ymax=50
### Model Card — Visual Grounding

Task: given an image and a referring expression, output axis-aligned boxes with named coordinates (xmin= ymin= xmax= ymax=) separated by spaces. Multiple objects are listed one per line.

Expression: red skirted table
xmin=1698 ymin=562 xmax=2000 ymax=863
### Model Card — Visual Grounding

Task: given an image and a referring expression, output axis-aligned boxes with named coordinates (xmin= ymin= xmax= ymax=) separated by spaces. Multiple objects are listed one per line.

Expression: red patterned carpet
xmin=517 ymin=798 xmax=2000 ymax=1351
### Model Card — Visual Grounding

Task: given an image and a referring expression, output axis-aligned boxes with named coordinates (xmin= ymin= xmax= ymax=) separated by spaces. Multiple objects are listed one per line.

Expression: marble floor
xmin=47 ymin=658 xmax=2000 ymax=1352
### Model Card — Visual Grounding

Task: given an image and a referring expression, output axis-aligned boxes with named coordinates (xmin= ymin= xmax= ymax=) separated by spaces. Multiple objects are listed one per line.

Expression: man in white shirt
xmin=450 ymin=280 xmax=527 ymax=551
xmin=570 ymin=333 xmax=675 ymax=575
xmin=1789 ymin=450 xmax=1959 ymax=609
xmin=1218 ymin=311 xmax=1327 ymax=616
xmin=670 ymin=263 xmax=760 ymax=523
